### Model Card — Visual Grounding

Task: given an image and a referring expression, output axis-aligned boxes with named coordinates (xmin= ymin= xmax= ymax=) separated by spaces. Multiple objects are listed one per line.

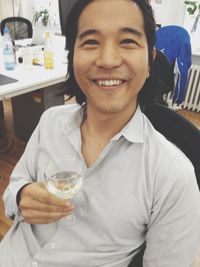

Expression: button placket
xmin=31 ymin=260 xmax=38 ymax=267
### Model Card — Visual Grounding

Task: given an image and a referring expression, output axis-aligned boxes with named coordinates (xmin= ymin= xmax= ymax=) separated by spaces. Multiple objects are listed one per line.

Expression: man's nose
xmin=95 ymin=44 xmax=123 ymax=69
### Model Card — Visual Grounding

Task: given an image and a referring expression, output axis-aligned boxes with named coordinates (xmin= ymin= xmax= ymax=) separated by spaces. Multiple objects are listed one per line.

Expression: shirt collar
xmin=111 ymin=105 xmax=144 ymax=143
xmin=61 ymin=104 xmax=144 ymax=144
xmin=59 ymin=104 xmax=84 ymax=135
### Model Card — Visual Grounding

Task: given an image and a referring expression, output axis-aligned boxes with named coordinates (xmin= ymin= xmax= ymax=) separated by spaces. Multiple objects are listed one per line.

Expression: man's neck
xmin=80 ymin=104 xmax=137 ymax=166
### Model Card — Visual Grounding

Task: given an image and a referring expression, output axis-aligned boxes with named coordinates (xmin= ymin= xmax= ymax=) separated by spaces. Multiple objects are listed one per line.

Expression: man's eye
xmin=82 ymin=39 xmax=98 ymax=46
xmin=121 ymin=39 xmax=137 ymax=45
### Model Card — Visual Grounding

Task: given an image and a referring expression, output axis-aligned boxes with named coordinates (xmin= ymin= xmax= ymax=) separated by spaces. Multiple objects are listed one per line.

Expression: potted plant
xmin=33 ymin=8 xmax=50 ymax=27
xmin=32 ymin=5 xmax=55 ymax=45
xmin=184 ymin=1 xmax=200 ymax=32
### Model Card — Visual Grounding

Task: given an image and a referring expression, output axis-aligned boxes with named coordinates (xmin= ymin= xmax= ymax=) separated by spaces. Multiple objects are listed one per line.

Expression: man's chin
xmin=95 ymin=103 xmax=125 ymax=115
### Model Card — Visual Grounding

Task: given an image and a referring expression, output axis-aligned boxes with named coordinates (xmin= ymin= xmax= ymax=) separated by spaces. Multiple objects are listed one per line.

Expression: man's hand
xmin=18 ymin=183 xmax=74 ymax=224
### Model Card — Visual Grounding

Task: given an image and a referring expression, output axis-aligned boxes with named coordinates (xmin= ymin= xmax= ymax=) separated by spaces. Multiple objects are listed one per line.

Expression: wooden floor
xmin=0 ymin=100 xmax=26 ymax=240
xmin=0 ymin=99 xmax=200 ymax=265
xmin=177 ymin=109 xmax=200 ymax=130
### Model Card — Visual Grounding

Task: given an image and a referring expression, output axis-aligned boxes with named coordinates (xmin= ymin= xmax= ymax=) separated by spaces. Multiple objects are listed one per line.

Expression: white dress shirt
xmin=1 ymin=104 xmax=200 ymax=267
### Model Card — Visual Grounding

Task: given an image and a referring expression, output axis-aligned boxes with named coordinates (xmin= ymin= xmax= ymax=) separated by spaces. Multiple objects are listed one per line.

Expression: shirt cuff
xmin=3 ymin=180 xmax=32 ymax=222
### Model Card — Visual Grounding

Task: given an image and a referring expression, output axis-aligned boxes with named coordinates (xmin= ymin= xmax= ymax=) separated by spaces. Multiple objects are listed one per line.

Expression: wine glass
xmin=44 ymin=156 xmax=85 ymax=226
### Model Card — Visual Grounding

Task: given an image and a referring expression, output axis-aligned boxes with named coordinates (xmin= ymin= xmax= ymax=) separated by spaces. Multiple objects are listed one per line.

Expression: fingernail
xmin=65 ymin=201 xmax=71 ymax=207
xmin=70 ymin=203 xmax=75 ymax=209
xmin=65 ymin=201 xmax=75 ymax=209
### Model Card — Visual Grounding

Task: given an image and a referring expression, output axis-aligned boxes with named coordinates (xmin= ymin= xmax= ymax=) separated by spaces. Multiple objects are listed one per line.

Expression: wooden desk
xmin=0 ymin=63 xmax=67 ymax=100
xmin=0 ymin=59 xmax=68 ymax=140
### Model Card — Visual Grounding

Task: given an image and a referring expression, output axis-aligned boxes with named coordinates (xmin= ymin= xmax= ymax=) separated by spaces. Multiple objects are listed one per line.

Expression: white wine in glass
xmin=46 ymin=171 xmax=83 ymax=200
xmin=44 ymin=157 xmax=84 ymax=226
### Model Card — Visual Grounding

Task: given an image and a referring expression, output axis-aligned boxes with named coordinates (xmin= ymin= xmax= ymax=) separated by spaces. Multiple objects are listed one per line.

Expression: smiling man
xmin=74 ymin=2 xmax=149 ymax=113
xmin=0 ymin=0 xmax=200 ymax=267
xmin=74 ymin=0 xmax=151 ymax=166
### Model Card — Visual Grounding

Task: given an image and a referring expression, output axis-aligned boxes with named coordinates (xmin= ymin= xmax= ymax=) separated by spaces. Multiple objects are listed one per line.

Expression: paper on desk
xmin=14 ymin=39 xmax=33 ymax=47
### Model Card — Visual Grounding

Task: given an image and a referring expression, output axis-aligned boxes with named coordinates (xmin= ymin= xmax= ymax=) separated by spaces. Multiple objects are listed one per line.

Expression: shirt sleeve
xmin=143 ymin=157 xmax=200 ymax=267
xmin=3 ymin=113 xmax=43 ymax=222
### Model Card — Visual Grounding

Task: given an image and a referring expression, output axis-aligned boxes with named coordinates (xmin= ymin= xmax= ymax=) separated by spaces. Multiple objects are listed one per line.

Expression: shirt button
xmin=50 ymin=243 xmax=56 ymax=249
xmin=31 ymin=261 xmax=38 ymax=267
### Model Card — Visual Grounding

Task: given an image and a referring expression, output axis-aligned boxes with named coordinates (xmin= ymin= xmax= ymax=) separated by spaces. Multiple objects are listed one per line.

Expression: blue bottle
xmin=2 ymin=27 xmax=16 ymax=70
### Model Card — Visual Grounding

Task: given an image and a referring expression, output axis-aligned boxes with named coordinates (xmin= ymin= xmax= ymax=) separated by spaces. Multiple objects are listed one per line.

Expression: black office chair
xmin=0 ymin=17 xmax=32 ymax=153
xmin=152 ymin=49 xmax=174 ymax=103
xmin=145 ymin=103 xmax=200 ymax=188
xmin=145 ymin=49 xmax=200 ymax=188
xmin=0 ymin=16 xmax=33 ymax=41
xmin=138 ymin=49 xmax=175 ymax=110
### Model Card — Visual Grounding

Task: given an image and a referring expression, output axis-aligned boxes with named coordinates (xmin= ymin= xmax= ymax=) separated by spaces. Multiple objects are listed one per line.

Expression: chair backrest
xmin=0 ymin=17 xmax=33 ymax=40
xmin=153 ymin=49 xmax=175 ymax=100
xmin=145 ymin=103 xmax=200 ymax=189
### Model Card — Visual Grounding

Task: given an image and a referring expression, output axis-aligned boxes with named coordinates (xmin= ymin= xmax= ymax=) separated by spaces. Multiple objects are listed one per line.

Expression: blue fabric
xmin=155 ymin=26 xmax=192 ymax=104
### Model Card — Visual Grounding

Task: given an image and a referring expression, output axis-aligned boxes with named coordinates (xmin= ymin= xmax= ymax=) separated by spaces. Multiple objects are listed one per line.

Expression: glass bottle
xmin=44 ymin=31 xmax=54 ymax=69
xmin=2 ymin=27 xmax=16 ymax=70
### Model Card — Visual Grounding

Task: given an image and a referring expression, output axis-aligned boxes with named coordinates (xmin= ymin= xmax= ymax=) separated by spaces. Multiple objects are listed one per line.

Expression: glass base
xmin=59 ymin=207 xmax=83 ymax=227
xmin=59 ymin=190 xmax=88 ymax=228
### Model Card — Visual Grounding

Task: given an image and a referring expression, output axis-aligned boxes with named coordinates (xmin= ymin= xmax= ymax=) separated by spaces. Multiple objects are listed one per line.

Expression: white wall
xmin=0 ymin=0 xmax=20 ymax=21
xmin=19 ymin=0 xmax=61 ymax=34
xmin=151 ymin=0 xmax=186 ymax=26
xmin=152 ymin=0 xmax=200 ymax=53
xmin=183 ymin=0 xmax=200 ymax=52
xmin=31 ymin=0 xmax=59 ymax=25
xmin=183 ymin=0 xmax=200 ymax=32
xmin=19 ymin=0 xmax=35 ymax=20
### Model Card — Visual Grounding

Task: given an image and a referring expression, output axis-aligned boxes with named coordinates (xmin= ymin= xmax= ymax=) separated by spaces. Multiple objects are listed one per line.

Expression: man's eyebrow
xmin=77 ymin=27 xmax=144 ymax=40
xmin=78 ymin=29 xmax=98 ymax=40
xmin=119 ymin=27 xmax=144 ymax=37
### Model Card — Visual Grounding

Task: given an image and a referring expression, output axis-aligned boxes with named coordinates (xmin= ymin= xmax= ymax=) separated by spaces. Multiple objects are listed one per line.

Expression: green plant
xmin=185 ymin=1 xmax=200 ymax=15
xmin=33 ymin=8 xmax=50 ymax=26
xmin=184 ymin=1 xmax=200 ymax=32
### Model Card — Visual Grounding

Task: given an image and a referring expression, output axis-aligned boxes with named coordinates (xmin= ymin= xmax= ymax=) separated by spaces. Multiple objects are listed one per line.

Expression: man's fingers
xmin=37 ymin=190 xmax=70 ymax=208
xmin=21 ymin=209 xmax=73 ymax=224
xmin=19 ymin=196 xmax=74 ymax=213
xmin=21 ymin=183 xmax=71 ymax=208
xmin=19 ymin=182 xmax=76 ymax=224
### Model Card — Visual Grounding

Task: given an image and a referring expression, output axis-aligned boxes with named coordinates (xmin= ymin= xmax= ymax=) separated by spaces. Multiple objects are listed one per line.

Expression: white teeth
xmin=96 ymin=80 xmax=122 ymax=86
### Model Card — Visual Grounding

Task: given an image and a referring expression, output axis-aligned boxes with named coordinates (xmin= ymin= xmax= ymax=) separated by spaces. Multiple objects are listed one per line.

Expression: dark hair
xmin=64 ymin=0 xmax=159 ymax=109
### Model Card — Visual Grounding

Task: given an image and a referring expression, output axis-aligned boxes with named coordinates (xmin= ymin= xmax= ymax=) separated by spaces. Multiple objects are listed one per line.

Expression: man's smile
xmin=94 ymin=79 xmax=125 ymax=87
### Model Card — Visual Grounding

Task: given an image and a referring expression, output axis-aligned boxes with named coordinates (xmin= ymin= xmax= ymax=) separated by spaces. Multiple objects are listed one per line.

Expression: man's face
xmin=74 ymin=0 xmax=150 ymax=116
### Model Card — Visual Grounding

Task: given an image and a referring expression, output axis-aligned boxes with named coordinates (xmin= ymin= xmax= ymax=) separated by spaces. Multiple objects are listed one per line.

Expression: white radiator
xmin=183 ymin=65 xmax=200 ymax=112
xmin=164 ymin=64 xmax=200 ymax=112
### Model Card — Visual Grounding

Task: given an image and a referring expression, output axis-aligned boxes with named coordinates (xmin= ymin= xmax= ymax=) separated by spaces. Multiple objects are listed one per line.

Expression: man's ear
xmin=147 ymin=47 xmax=157 ymax=78
xmin=152 ymin=47 xmax=156 ymax=62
